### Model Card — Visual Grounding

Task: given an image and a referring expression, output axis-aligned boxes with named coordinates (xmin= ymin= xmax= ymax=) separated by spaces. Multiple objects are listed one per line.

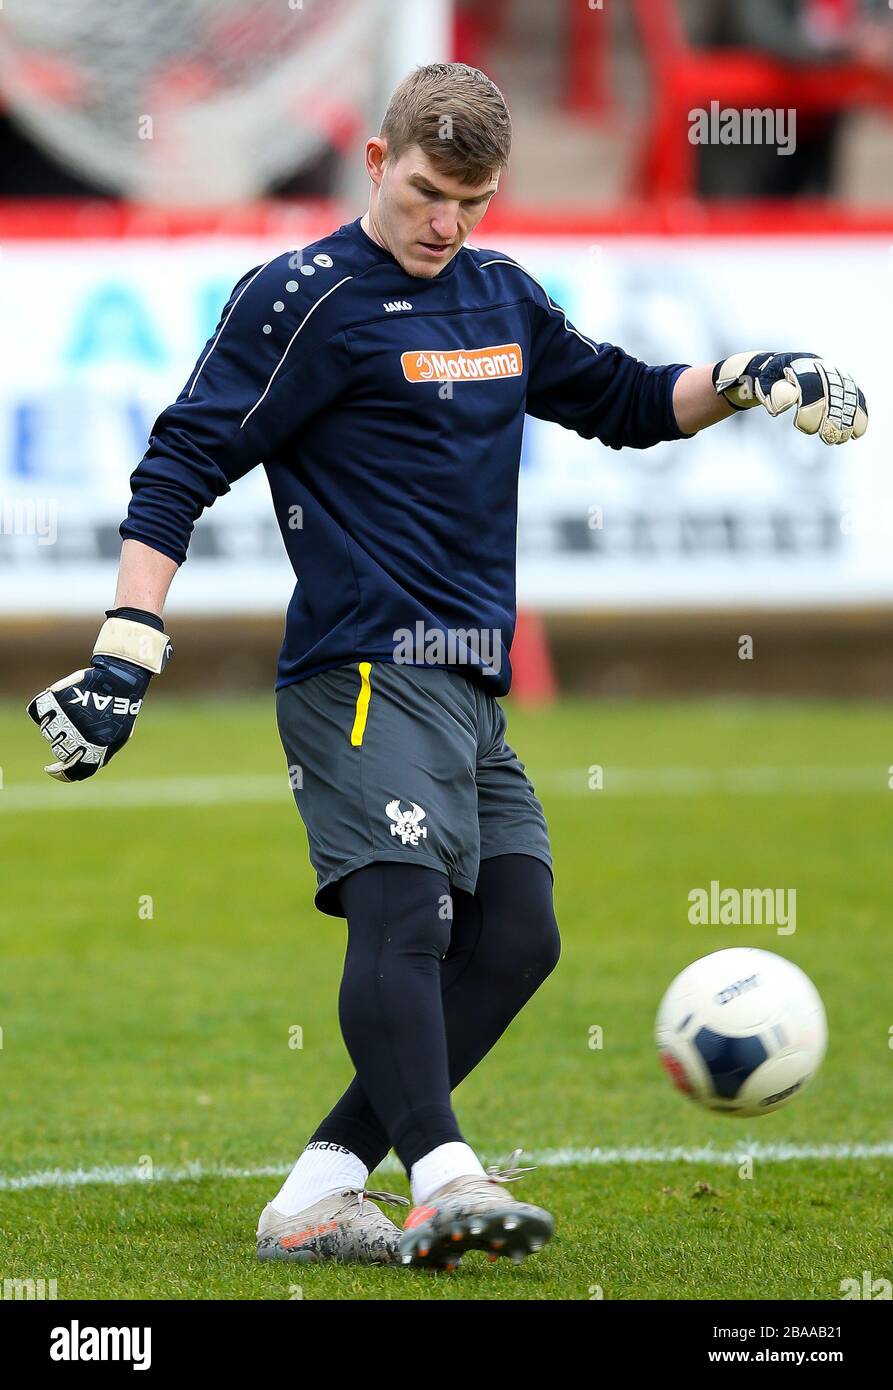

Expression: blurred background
xmin=1 ymin=0 xmax=893 ymax=700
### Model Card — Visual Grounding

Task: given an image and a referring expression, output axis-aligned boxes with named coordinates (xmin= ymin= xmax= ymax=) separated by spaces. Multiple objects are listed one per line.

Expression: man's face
xmin=368 ymin=143 xmax=500 ymax=279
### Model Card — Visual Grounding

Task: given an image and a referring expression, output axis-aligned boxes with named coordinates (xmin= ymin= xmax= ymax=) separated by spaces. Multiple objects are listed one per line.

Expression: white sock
xmin=410 ymin=1141 xmax=487 ymax=1205
xmin=271 ymin=1141 xmax=369 ymax=1217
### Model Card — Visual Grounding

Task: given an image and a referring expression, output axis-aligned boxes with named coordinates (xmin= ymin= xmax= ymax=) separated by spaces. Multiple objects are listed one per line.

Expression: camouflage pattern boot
xmin=257 ymin=1187 xmax=409 ymax=1264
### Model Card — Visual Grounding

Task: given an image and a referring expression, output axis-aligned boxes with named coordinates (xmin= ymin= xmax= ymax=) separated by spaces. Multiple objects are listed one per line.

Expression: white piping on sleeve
xmin=186 ymin=257 xmax=276 ymax=399
xmin=240 ymin=275 xmax=354 ymax=429
xmin=478 ymin=257 xmax=602 ymax=356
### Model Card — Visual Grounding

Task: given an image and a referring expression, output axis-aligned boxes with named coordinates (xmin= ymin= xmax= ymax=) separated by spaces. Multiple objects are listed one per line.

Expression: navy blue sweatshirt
xmin=121 ymin=217 xmax=690 ymax=695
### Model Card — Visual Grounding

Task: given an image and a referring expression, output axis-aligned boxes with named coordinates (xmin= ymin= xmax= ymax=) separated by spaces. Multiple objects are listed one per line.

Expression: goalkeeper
xmin=27 ymin=63 xmax=867 ymax=1272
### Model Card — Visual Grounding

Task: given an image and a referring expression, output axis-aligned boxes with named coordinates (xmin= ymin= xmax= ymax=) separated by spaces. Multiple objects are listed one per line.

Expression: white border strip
xmin=3 ymin=1143 xmax=891 ymax=1191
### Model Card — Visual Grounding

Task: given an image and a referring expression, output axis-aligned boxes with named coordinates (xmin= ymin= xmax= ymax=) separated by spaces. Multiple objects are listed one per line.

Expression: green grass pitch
xmin=0 ymin=695 xmax=890 ymax=1300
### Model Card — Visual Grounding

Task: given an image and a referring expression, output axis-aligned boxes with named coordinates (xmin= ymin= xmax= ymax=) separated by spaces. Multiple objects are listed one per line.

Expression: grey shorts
xmin=276 ymin=662 xmax=552 ymax=917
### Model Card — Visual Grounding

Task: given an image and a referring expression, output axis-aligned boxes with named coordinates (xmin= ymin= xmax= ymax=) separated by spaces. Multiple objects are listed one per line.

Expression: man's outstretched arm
xmin=524 ymin=276 xmax=868 ymax=450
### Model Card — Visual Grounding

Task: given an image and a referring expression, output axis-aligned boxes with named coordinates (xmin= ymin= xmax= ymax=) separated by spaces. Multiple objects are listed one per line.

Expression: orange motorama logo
xmin=401 ymin=343 xmax=524 ymax=384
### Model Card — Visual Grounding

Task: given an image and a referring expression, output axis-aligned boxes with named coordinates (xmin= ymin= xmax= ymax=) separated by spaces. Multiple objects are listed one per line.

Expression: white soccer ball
xmin=655 ymin=947 xmax=827 ymax=1116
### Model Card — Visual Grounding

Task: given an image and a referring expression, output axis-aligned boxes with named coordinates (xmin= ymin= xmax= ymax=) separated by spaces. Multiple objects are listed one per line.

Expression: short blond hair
xmin=380 ymin=62 xmax=512 ymax=185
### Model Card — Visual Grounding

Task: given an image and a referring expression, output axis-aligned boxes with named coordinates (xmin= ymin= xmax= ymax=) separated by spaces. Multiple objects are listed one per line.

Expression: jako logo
xmin=50 ymin=1321 xmax=152 ymax=1370
xmin=384 ymin=300 xmax=413 ymax=312
xmin=402 ymin=343 xmax=523 ymax=383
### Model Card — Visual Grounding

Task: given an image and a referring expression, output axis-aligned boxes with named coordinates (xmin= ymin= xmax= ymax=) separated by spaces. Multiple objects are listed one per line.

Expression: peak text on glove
xmin=68 ymin=689 xmax=143 ymax=716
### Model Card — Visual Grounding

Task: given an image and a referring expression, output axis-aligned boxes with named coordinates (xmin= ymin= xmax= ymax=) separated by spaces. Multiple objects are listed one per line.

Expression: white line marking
xmin=514 ymin=1142 xmax=893 ymax=1166
xmin=540 ymin=765 xmax=888 ymax=796
xmin=1 ymin=766 xmax=886 ymax=813
xmin=2 ymin=1143 xmax=891 ymax=1191
xmin=0 ymin=775 xmax=288 ymax=813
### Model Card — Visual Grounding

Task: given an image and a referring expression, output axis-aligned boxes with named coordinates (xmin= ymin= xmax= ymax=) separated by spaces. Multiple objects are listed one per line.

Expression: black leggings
xmin=310 ymin=855 xmax=560 ymax=1173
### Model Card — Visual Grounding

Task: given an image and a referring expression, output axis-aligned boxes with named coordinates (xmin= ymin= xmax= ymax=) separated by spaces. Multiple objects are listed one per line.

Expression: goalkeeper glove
xmin=26 ymin=607 xmax=171 ymax=783
xmin=713 ymin=351 xmax=868 ymax=445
